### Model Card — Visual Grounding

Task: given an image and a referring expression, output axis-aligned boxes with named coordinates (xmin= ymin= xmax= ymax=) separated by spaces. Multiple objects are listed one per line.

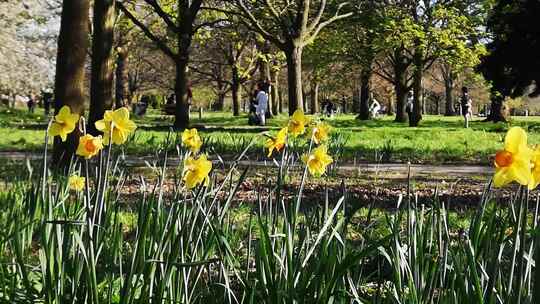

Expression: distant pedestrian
xmin=27 ymin=94 xmax=35 ymax=113
xmin=405 ymin=91 xmax=414 ymax=120
xmin=255 ymin=82 xmax=269 ymax=126
xmin=369 ymin=98 xmax=381 ymax=119
xmin=322 ymin=98 xmax=334 ymax=117
xmin=248 ymin=88 xmax=259 ymax=125
xmin=461 ymin=86 xmax=473 ymax=128
xmin=166 ymin=93 xmax=175 ymax=105
xmin=41 ymin=90 xmax=53 ymax=115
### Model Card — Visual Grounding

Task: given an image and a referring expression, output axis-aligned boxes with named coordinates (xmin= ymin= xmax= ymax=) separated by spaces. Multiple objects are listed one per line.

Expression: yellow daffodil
xmin=288 ymin=110 xmax=310 ymax=137
xmin=310 ymin=122 xmax=331 ymax=144
xmin=493 ymin=127 xmax=533 ymax=188
xmin=68 ymin=175 xmax=86 ymax=192
xmin=48 ymin=106 xmax=79 ymax=142
xmin=529 ymin=147 xmax=540 ymax=189
xmin=183 ymin=154 xmax=212 ymax=189
xmin=181 ymin=128 xmax=203 ymax=153
xmin=302 ymin=145 xmax=333 ymax=177
xmin=265 ymin=127 xmax=288 ymax=157
xmin=95 ymin=107 xmax=137 ymax=145
xmin=76 ymin=134 xmax=103 ymax=159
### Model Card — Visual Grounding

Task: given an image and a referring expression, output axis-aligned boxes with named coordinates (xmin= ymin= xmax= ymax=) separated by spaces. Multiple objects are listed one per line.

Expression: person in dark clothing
xmin=460 ymin=86 xmax=472 ymax=128
xmin=27 ymin=94 xmax=35 ymax=113
xmin=248 ymin=88 xmax=260 ymax=125
xmin=166 ymin=94 xmax=175 ymax=105
xmin=41 ymin=90 xmax=53 ymax=115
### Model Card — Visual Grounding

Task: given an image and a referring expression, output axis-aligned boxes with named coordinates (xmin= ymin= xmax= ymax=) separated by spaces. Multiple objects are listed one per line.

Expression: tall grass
xmin=0 ymin=129 xmax=539 ymax=303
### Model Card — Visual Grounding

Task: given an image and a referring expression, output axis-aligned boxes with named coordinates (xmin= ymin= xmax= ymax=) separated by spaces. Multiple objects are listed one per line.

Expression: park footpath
xmin=0 ymin=151 xmax=493 ymax=178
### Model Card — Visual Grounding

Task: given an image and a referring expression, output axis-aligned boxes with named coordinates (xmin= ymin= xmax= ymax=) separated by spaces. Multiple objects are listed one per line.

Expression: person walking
xmin=41 ymin=90 xmax=53 ymax=115
xmin=460 ymin=86 xmax=472 ymax=128
xmin=255 ymin=82 xmax=269 ymax=126
xmin=27 ymin=93 xmax=35 ymax=113
xmin=405 ymin=91 xmax=414 ymax=121
xmin=369 ymin=98 xmax=381 ymax=119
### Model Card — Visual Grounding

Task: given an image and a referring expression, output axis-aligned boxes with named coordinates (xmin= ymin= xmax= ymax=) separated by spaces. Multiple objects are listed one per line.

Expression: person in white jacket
xmin=255 ymin=82 xmax=269 ymax=126
xmin=369 ymin=98 xmax=381 ymax=118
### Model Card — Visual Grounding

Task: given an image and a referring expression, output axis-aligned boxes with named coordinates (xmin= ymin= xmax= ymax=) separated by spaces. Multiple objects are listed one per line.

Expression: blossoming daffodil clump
xmin=302 ymin=145 xmax=333 ymax=177
xmin=288 ymin=110 xmax=310 ymax=137
xmin=76 ymin=134 xmax=103 ymax=159
xmin=95 ymin=107 xmax=137 ymax=145
xmin=48 ymin=106 xmax=80 ymax=142
xmin=493 ymin=126 xmax=533 ymax=188
xmin=183 ymin=154 xmax=212 ymax=189
xmin=182 ymin=128 xmax=203 ymax=153
xmin=265 ymin=127 xmax=288 ymax=157
xmin=310 ymin=122 xmax=331 ymax=145
xmin=68 ymin=175 xmax=86 ymax=192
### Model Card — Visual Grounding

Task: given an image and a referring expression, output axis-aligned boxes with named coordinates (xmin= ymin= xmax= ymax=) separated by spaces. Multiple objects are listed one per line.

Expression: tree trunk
xmin=443 ymin=65 xmax=455 ymax=116
xmin=357 ymin=69 xmax=371 ymax=120
xmin=115 ymin=47 xmax=129 ymax=108
xmin=486 ymin=94 xmax=507 ymax=122
xmin=285 ymin=45 xmax=303 ymax=115
xmin=89 ymin=0 xmax=115 ymax=135
xmin=271 ymin=68 xmax=279 ymax=115
xmin=352 ymin=87 xmax=360 ymax=114
xmin=53 ymin=0 xmax=90 ymax=168
xmin=309 ymin=80 xmax=319 ymax=114
xmin=409 ymin=49 xmax=423 ymax=127
xmin=215 ymin=92 xmax=225 ymax=111
xmin=302 ymin=88 xmax=308 ymax=113
xmin=263 ymin=59 xmax=273 ymax=118
xmin=232 ymin=65 xmax=241 ymax=116
xmin=278 ymin=88 xmax=284 ymax=113
xmin=393 ymin=49 xmax=409 ymax=123
xmin=174 ymin=57 xmax=190 ymax=130
xmin=258 ymin=42 xmax=273 ymax=118
xmin=387 ymin=96 xmax=394 ymax=115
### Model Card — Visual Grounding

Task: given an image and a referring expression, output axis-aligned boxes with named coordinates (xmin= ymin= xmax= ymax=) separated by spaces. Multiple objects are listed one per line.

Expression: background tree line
xmin=2 ymin=0 xmax=539 ymax=165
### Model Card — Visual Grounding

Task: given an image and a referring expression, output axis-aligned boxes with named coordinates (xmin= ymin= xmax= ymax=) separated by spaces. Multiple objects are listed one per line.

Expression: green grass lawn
xmin=2 ymin=107 xmax=540 ymax=164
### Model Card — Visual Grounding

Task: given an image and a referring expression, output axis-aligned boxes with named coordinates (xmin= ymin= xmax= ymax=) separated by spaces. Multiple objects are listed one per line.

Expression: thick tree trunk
xmin=357 ymin=69 xmax=371 ymax=120
xmin=285 ymin=45 xmax=303 ymax=115
xmin=387 ymin=95 xmax=394 ymax=115
xmin=174 ymin=57 xmax=190 ymax=130
xmin=232 ymin=65 xmax=241 ymax=116
xmin=53 ymin=0 xmax=90 ymax=168
xmin=352 ymin=87 xmax=360 ymax=114
xmin=443 ymin=66 xmax=455 ymax=116
xmin=309 ymin=80 xmax=319 ymax=114
xmin=409 ymin=49 xmax=423 ymax=127
xmin=214 ymin=92 xmax=225 ymax=111
xmin=395 ymin=82 xmax=408 ymax=123
xmin=115 ymin=47 xmax=129 ymax=108
xmin=89 ymin=0 xmax=115 ymax=135
xmin=486 ymin=94 xmax=507 ymax=122
xmin=393 ymin=50 xmax=409 ymax=123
